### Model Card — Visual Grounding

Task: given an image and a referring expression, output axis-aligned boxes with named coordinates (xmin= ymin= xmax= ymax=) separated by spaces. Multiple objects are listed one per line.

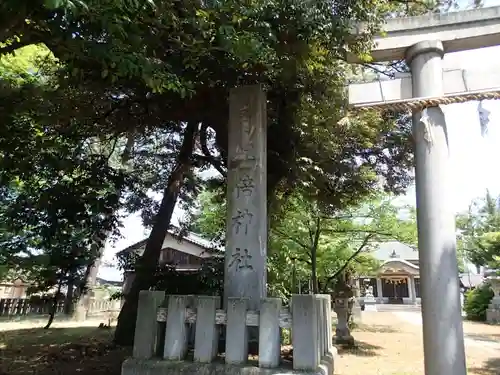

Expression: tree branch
xmin=271 ymin=227 xmax=310 ymax=250
xmin=0 ymin=37 xmax=40 ymax=56
xmin=199 ymin=124 xmax=226 ymax=177
xmin=326 ymin=233 xmax=375 ymax=285
xmin=120 ymin=131 xmax=135 ymax=165
xmin=322 ymin=228 xmax=403 ymax=239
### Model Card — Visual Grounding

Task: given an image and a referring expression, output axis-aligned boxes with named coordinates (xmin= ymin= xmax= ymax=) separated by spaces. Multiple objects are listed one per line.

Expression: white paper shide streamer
xmin=419 ymin=108 xmax=434 ymax=146
xmin=478 ymin=100 xmax=491 ymax=137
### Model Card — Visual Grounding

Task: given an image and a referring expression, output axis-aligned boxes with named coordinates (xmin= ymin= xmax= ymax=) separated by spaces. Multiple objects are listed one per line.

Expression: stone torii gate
xmin=348 ymin=6 xmax=500 ymax=375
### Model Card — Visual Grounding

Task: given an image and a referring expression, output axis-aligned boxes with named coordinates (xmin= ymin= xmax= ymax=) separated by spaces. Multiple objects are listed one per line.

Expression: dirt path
xmin=334 ymin=312 xmax=499 ymax=375
xmin=394 ymin=311 xmax=500 ymax=353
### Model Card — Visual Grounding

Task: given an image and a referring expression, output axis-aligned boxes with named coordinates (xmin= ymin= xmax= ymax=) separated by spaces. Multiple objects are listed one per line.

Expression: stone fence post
xmin=291 ymin=294 xmax=320 ymax=370
xmin=132 ymin=291 xmax=165 ymax=359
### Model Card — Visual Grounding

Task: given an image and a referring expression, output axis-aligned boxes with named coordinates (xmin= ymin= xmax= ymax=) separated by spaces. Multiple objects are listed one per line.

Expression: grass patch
xmin=0 ymin=325 xmax=130 ymax=375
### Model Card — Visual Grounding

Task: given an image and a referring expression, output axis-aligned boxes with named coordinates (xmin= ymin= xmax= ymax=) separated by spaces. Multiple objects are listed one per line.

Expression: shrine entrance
xmin=377 ymin=259 xmax=420 ymax=305
xmin=381 ymin=276 xmax=409 ymax=304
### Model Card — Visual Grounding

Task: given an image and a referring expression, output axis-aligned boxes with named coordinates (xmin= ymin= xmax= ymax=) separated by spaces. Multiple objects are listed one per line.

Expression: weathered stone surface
xmin=333 ymin=298 xmax=353 ymax=346
xmin=133 ymin=291 xmax=165 ymax=359
xmin=291 ymin=295 xmax=319 ymax=371
xmin=347 ymin=6 xmax=500 ymax=62
xmin=486 ymin=308 xmax=500 ymax=324
xmin=258 ymin=298 xmax=282 ymax=368
xmin=194 ymin=296 xmax=220 ymax=363
xmin=224 ymin=85 xmax=267 ymax=311
xmin=122 ymin=357 xmax=336 ymax=375
xmin=164 ymin=295 xmax=189 ymax=360
xmin=225 ymin=298 xmax=249 ymax=364
xmin=408 ymin=41 xmax=466 ymax=375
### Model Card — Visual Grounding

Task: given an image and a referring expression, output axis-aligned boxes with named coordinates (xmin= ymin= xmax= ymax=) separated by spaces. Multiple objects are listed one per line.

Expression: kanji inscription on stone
xmin=231 ymin=209 xmax=253 ymax=235
xmin=240 ymin=104 xmax=255 ymax=149
xmin=229 ymin=153 xmax=256 ymax=170
xmin=236 ymin=174 xmax=254 ymax=198
xmin=229 ymin=248 xmax=253 ymax=270
xmin=231 ymin=104 xmax=256 ymax=169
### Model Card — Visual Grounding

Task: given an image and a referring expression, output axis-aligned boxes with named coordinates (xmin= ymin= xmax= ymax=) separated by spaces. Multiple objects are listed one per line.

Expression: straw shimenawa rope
xmin=349 ymin=89 xmax=500 ymax=113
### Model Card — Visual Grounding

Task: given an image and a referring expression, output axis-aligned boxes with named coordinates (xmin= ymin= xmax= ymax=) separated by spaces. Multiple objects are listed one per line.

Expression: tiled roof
xmin=371 ymin=241 xmax=419 ymax=261
xmin=459 ymin=273 xmax=484 ymax=288
xmin=117 ymin=228 xmax=222 ymax=256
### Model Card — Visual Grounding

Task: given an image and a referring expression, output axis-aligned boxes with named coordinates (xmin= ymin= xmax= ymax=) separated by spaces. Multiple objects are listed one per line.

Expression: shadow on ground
xmin=465 ymin=333 xmax=500 ymax=343
xmin=334 ymin=340 xmax=382 ymax=357
xmin=0 ymin=326 xmax=129 ymax=375
xmin=353 ymin=324 xmax=399 ymax=334
xmin=469 ymin=357 xmax=500 ymax=375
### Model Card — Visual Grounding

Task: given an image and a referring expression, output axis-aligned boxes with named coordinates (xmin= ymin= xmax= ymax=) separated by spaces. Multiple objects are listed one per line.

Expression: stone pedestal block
xmin=486 ymin=307 xmax=500 ymax=323
xmin=133 ymin=291 xmax=165 ymax=359
xmin=363 ymin=297 xmax=377 ymax=312
xmin=122 ymin=357 xmax=336 ymax=375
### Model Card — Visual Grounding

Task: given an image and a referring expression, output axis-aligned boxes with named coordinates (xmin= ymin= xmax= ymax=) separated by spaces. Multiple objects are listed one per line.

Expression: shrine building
xmin=360 ymin=241 xmax=421 ymax=305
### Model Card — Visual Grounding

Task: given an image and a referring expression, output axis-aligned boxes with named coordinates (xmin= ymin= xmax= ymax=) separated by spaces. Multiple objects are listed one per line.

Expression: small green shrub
xmin=464 ymin=283 xmax=494 ymax=321
xmin=281 ymin=328 xmax=291 ymax=345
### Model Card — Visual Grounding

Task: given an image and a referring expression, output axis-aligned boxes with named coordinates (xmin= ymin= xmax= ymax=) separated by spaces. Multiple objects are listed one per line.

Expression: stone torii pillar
xmin=348 ymin=7 xmax=500 ymax=375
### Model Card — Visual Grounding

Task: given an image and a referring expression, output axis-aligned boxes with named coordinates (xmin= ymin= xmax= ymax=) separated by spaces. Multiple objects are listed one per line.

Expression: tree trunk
xmin=73 ymin=258 xmax=102 ymax=321
xmin=44 ymin=284 xmax=62 ymax=329
xmin=64 ymin=278 xmax=75 ymax=315
xmin=310 ymin=217 xmax=321 ymax=294
xmin=72 ymin=262 xmax=94 ymax=321
xmin=311 ymin=250 xmax=317 ymax=294
xmin=114 ymin=122 xmax=198 ymax=346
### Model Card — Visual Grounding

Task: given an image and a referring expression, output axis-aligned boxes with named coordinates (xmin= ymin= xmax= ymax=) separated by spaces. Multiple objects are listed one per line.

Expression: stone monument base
xmin=122 ymin=354 xmax=336 ymax=375
xmin=486 ymin=305 xmax=500 ymax=323
xmin=351 ymin=304 xmax=362 ymax=323
xmin=363 ymin=298 xmax=377 ymax=312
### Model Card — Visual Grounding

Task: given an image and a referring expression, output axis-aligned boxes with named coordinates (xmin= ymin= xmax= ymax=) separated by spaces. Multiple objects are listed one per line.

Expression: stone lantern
xmin=485 ymin=271 xmax=500 ymax=323
xmin=334 ymin=281 xmax=355 ymax=345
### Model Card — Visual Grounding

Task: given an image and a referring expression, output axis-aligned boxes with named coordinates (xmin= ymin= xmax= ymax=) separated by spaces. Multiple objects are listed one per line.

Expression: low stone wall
xmin=122 ymin=292 xmax=335 ymax=375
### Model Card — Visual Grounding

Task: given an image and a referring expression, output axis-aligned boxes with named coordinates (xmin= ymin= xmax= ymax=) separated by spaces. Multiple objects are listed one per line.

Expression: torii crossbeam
xmin=347 ymin=7 xmax=500 ymax=375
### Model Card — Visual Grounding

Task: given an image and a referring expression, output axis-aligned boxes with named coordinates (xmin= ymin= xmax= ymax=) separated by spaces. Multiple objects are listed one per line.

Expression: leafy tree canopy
xmin=190 ymin=187 xmax=417 ymax=297
xmin=457 ymin=191 xmax=500 ymax=271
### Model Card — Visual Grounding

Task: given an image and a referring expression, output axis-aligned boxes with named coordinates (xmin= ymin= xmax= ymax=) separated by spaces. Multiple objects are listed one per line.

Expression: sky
xmin=98 ymin=3 xmax=500 ymax=281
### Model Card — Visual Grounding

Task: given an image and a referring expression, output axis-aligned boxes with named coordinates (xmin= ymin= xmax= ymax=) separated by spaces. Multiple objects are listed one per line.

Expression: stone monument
xmin=120 ymin=85 xmax=337 ymax=375
xmin=224 ymin=85 xmax=267 ymax=352
xmin=363 ymin=280 xmax=377 ymax=312
xmin=224 ymin=85 xmax=267 ymax=310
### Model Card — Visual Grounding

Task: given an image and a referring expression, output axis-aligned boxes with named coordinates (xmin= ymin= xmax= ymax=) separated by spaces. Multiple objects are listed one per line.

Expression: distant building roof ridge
xmin=371 ymin=240 xmax=419 ymax=261
xmin=117 ymin=227 xmax=222 ymax=256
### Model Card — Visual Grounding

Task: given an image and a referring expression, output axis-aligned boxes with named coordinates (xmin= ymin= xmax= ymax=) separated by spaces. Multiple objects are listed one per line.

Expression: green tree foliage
xmin=0 ymin=42 xmax=133 ymax=326
xmin=0 ymin=0 xmax=470 ymax=342
xmin=457 ymin=191 xmax=500 ymax=271
xmin=191 ymin=188 xmax=417 ymax=297
xmin=464 ymin=283 xmax=494 ymax=321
